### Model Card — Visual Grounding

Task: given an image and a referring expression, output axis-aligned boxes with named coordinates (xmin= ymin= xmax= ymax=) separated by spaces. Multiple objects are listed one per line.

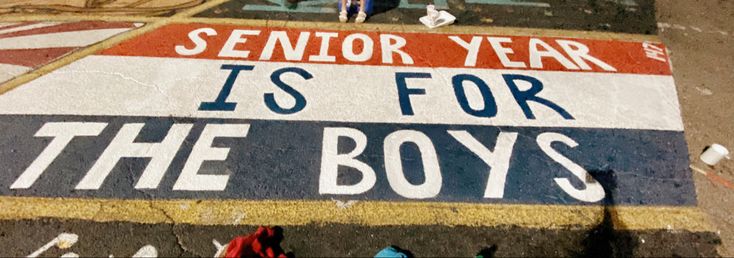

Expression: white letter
xmin=173 ymin=124 xmax=249 ymax=191
xmin=380 ymin=34 xmax=414 ymax=64
xmin=76 ymin=123 xmax=192 ymax=190
xmin=383 ymin=130 xmax=441 ymax=199
xmin=556 ymin=39 xmax=617 ymax=71
xmin=448 ymin=36 xmax=482 ymax=67
xmin=319 ymin=127 xmax=376 ymax=195
xmin=448 ymin=131 xmax=517 ymax=198
xmin=642 ymin=41 xmax=667 ymax=62
xmin=487 ymin=37 xmax=526 ymax=68
xmin=175 ymin=28 xmax=216 ymax=56
xmin=342 ymin=33 xmax=373 ymax=62
xmin=10 ymin=122 xmax=107 ymax=189
xmin=536 ymin=132 xmax=604 ymax=202
xmin=260 ymin=31 xmax=311 ymax=61
xmin=309 ymin=32 xmax=338 ymax=62
xmin=529 ymin=38 xmax=579 ymax=70
xmin=218 ymin=29 xmax=260 ymax=58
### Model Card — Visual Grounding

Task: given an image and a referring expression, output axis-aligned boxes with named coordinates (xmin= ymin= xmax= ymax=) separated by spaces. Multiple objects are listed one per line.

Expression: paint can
xmin=700 ymin=144 xmax=730 ymax=166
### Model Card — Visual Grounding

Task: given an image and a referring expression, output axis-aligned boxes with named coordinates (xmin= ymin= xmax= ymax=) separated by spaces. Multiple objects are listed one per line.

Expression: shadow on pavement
xmin=577 ymin=170 xmax=637 ymax=258
xmin=476 ymin=244 xmax=498 ymax=258
xmin=372 ymin=0 xmax=400 ymax=17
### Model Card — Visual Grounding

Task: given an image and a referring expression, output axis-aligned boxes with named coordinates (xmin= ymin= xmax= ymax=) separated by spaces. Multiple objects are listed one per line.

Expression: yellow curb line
xmin=0 ymin=196 xmax=713 ymax=232
xmin=0 ymin=0 xmax=229 ymax=95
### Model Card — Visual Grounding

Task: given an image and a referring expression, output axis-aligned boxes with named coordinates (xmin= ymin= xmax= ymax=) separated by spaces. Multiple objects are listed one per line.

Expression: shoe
xmin=355 ymin=11 xmax=366 ymax=23
xmin=339 ymin=10 xmax=348 ymax=23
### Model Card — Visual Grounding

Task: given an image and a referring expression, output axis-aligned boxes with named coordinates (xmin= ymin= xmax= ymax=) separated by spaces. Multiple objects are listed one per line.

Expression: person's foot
xmin=339 ymin=10 xmax=348 ymax=23
xmin=355 ymin=11 xmax=366 ymax=23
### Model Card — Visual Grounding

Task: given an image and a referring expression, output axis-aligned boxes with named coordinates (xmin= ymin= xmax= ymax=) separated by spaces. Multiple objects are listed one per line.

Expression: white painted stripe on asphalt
xmin=0 ymin=28 xmax=132 ymax=50
xmin=0 ymin=55 xmax=684 ymax=131
xmin=0 ymin=63 xmax=30 ymax=82
xmin=0 ymin=22 xmax=21 ymax=30
xmin=0 ymin=22 xmax=60 ymax=36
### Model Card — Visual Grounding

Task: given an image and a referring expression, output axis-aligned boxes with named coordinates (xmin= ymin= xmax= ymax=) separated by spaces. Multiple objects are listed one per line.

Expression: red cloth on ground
xmin=224 ymin=226 xmax=288 ymax=258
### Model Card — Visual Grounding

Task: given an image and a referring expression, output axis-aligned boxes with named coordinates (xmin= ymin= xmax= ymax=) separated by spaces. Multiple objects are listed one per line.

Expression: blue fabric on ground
xmin=375 ymin=246 xmax=409 ymax=258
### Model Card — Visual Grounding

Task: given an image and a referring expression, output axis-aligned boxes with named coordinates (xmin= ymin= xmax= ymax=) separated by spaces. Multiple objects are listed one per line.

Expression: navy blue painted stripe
xmin=0 ymin=115 xmax=695 ymax=206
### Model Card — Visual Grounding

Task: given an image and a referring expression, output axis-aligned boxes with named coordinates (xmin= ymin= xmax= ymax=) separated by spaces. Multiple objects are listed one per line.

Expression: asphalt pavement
xmin=0 ymin=0 xmax=732 ymax=257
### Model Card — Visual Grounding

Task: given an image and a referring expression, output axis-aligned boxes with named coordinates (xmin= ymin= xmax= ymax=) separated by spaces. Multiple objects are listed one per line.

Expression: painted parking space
xmin=0 ymin=20 xmax=704 ymax=231
xmin=0 ymin=0 xmax=724 ymax=254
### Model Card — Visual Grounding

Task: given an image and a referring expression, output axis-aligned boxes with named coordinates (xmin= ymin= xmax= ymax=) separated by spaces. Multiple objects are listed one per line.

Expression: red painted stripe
xmin=706 ymin=171 xmax=734 ymax=190
xmin=100 ymin=23 xmax=672 ymax=75
xmin=0 ymin=21 xmax=134 ymax=39
xmin=0 ymin=47 xmax=76 ymax=68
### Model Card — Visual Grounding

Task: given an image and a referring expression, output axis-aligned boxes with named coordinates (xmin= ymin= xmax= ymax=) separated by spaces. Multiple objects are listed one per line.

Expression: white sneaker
xmin=339 ymin=10 xmax=348 ymax=23
xmin=355 ymin=11 xmax=366 ymax=23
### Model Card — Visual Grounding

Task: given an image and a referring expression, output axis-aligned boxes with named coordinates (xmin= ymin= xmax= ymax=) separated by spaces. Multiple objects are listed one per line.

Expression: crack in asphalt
xmin=133 ymin=186 xmax=204 ymax=257
xmin=55 ymin=69 xmax=175 ymax=108
xmin=88 ymin=200 xmax=105 ymax=222
xmin=144 ymin=200 xmax=191 ymax=257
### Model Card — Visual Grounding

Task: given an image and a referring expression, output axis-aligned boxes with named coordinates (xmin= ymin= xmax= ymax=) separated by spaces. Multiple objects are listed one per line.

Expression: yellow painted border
xmin=0 ymin=196 xmax=712 ymax=232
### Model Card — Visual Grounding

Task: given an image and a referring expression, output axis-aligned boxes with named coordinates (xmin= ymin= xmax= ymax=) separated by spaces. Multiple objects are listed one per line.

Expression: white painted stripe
xmin=0 ymin=55 xmax=684 ymax=131
xmin=0 ymin=28 xmax=131 ymax=50
xmin=0 ymin=22 xmax=21 ymax=29
xmin=0 ymin=63 xmax=30 ymax=82
xmin=0 ymin=22 xmax=60 ymax=36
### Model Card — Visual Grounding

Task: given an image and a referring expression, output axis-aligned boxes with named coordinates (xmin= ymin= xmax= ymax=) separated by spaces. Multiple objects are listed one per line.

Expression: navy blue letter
xmin=395 ymin=72 xmax=432 ymax=116
xmin=503 ymin=74 xmax=574 ymax=120
xmin=199 ymin=64 xmax=254 ymax=111
xmin=265 ymin=67 xmax=312 ymax=115
xmin=452 ymin=74 xmax=497 ymax=118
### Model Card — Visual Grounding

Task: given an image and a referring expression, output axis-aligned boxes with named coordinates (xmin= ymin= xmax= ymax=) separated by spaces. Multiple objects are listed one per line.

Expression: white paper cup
xmin=700 ymin=143 xmax=730 ymax=166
